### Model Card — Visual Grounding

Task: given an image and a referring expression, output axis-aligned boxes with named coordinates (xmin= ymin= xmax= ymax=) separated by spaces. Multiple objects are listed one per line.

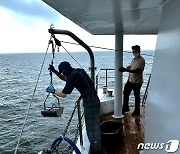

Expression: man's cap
xmin=58 ymin=61 xmax=71 ymax=74
xmin=132 ymin=45 xmax=141 ymax=51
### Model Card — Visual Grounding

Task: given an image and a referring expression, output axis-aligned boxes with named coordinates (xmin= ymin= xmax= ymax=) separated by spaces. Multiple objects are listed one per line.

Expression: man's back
xmin=62 ymin=69 xmax=96 ymax=97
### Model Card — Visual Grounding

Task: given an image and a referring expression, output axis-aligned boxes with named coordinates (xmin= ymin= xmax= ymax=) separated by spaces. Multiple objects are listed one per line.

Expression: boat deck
xmin=100 ymin=106 xmax=145 ymax=154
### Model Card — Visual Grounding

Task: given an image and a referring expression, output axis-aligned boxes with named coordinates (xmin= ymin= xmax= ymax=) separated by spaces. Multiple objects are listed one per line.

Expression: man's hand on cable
xmin=48 ymin=65 xmax=59 ymax=75
xmin=48 ymin=64 xmax=55 ymax=72
xmin=46 ymin=85 xmax=55 ymax=94
xmin=119 ymin=67 xmax=126 ymax=72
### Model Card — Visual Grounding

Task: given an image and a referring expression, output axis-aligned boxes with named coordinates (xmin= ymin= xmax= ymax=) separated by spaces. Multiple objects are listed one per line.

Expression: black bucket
xmin=100 ymin=120 xmax=123 ymax=143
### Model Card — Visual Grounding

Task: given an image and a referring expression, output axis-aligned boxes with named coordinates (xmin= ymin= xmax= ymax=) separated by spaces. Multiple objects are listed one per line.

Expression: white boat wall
xmin=98 ymin=89 xmax=114 ymax=116
xmin=42 ymin=0 xmax=180 ymax=153
xmin=145 ymin=0 xmax=180 ymax=153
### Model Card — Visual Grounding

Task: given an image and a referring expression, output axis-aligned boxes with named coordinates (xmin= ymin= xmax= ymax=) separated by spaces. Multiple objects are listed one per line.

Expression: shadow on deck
xmin=100 ymin=106 xmax=145 ymax=154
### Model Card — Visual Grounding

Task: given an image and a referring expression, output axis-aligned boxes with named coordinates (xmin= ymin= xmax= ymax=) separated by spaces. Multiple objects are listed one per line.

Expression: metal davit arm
xmin=48 ymin=29 xmax=95 ymax=84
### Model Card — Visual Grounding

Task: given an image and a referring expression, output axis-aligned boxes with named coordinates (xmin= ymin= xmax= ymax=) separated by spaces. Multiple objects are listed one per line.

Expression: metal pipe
xmin=142 ymin=74 xmax=151 ymax=105
xmin=96 ymin=75 xmax=99 ymax=92
xmin=48 ymin=29 xmax=95 ymax=84
xmin=77 ymin=100 xmax=83 ymax=146
xmin=105 ymin=69 xmax=108 ymax=87
xmin=113 ymin=32 xmax=124 ymax=118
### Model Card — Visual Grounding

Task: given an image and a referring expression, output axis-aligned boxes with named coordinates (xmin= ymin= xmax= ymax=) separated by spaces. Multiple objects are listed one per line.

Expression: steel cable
xmin=58 ymin=40 xmax=154 ymax=57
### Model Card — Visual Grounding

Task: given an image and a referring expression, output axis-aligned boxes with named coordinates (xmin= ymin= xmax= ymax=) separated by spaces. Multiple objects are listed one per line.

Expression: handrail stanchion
xmin=95 ymin=68 xmax=102 ymax=93
xmin=105 ymin=69 xmax=108 ymax=88
xmin=77 ymin=100 xmax=83 ymax=146
xmin=96 ymin=74 xmax=99 ymax=93
xmin=142 ymin=74 xmax=151 ymax=105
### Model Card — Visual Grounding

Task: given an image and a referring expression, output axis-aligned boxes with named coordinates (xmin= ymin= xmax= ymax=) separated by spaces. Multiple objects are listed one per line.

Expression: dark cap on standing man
xmin=132 ymin=45 xmax=141 ymax=51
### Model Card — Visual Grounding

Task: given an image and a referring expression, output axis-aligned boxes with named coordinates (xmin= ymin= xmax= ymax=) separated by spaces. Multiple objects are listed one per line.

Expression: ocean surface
xmin=0 ymin=51 xmax=154 ymax=154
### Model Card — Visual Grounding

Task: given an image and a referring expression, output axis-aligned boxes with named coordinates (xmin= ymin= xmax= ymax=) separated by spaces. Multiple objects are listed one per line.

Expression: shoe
xmin=122 ymin=108 xmax=130 ymax=114
xmin=132 ymin=111 xmax=140 ymax=116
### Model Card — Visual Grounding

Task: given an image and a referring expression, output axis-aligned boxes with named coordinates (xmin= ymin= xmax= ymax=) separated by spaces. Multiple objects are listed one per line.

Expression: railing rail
xmin=142 ymin=74 xmax=151 ymax=106
xmin=95 ymin=68 xmax=151 ymax=106
xmin=95 ymin=68 xmax=115 ymax=92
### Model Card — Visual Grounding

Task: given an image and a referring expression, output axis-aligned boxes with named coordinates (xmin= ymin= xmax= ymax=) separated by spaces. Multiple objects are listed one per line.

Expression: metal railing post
xmin=96 ymin=74 xmax=99 ymax=92
xmin=77 ymin=97 xmax=83 ymax=146
xmin=142 ymin=74 xmax=151 ymax=105
xmin=105 ymin=69 xmax=108 ymax=87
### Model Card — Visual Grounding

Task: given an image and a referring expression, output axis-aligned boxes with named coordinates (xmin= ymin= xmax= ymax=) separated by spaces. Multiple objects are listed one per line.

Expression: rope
xmin=14 ymin=36 xmax=52 ymax=154
xmin=58 ymin=40 xmax=154 ymax=57
xmin=61 ymin=45 xmax=83 ymax=69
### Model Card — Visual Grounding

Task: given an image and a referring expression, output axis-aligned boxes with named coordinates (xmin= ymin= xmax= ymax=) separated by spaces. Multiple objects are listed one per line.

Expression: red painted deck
xmin=100 ymin=106 xmax=145 ymax=154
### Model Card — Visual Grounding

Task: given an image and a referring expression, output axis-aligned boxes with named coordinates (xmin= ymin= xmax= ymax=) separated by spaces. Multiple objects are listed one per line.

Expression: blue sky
xmin=0 ymin=0 xmax=157 ymax=53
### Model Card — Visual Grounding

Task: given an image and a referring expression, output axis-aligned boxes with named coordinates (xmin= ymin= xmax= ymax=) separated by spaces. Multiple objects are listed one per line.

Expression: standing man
xmin=119 ymin=45 xmax=145 ymax=116
xmin=46 ymin=61 xmax=103 ymax=154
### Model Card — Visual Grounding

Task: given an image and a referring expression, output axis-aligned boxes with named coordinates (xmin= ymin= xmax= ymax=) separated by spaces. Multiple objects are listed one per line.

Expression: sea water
xmin=0 ymin=51 xmax=154 ymax=154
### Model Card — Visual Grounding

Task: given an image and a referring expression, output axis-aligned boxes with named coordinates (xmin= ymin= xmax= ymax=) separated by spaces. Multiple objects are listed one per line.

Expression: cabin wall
xmin=145 ymin=0 xmax=180 ymax=153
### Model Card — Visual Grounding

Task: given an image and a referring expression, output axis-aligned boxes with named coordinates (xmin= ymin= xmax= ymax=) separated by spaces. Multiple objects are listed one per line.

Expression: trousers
xmin=123 ymin=81 xmax=143 ymax=112
xmin=83 ymin=96 xmax=101 ymax=152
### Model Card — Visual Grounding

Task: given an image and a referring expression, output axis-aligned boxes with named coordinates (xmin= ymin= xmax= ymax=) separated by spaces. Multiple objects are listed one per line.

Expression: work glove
xmin=46 ymin=85 xmax=55 ymax=94
xmin=48 ymin=65 xmax=59 ymax=75
xmin=119 ymin=67 xmax=126 ymax=72
xmin=48 ymin=65 xmax=55 ymax=72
